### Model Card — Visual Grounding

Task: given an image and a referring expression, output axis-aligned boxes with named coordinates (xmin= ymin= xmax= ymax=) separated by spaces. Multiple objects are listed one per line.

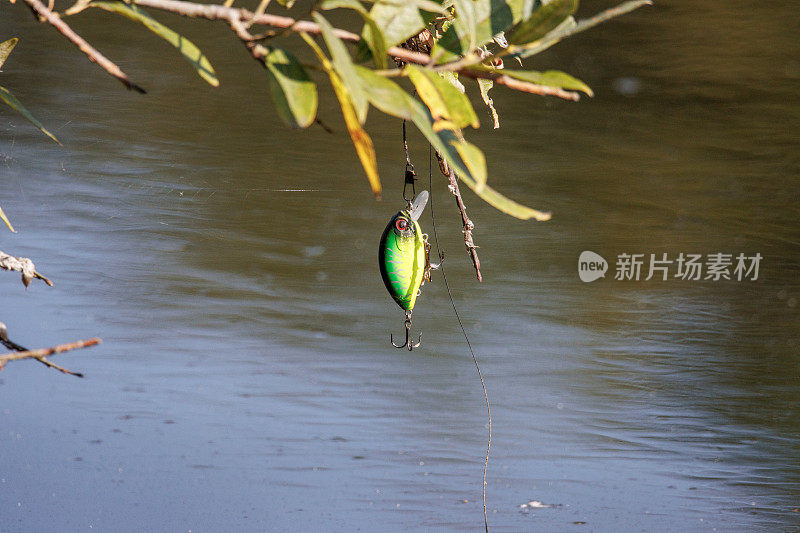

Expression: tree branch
xmin=128 ymin=0 xmax=580 ymax=101
xmin=21 ymin=0 xmax=146 ymax=93
xmin=435 ymin=151 xmax=483 ymax=282
xmin=0 ymin=337 xmax=100 ymax=376
xmin=0 ymin=250 xmax=54 ymax=287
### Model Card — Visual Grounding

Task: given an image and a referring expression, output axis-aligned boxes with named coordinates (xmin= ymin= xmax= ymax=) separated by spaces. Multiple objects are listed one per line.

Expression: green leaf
xmin=312 ymin=12 xmax=369 ymax=124
xmin=507 ymin=0 xmax=578 ymax=45
xmin=452 ymin=138 xmax=487 ymax=189
xmin=0 ymin=38 xmax=18 ymax=70
xmin=477 ymin=78 xmax=499 ymax=128
xmin=320 ymin=0 xmax=388 ymax=69
xmin=301 ymin=32 xmax=381 ymax=198
xmin=0 ymin=204 xmax=16 ymax=232
xmin=512 ymin=0 xmax=651 ymax=59
xmin=262 ymin=47 xmax=318 ymax=128
xmin=89 ymin=2 xmax=219 ymax=87
xmin=468 ymin=181 xmax=551 ymax=220
xmin=433 ymin=0 xmax=525 ymax=61
xmin=406 ymin=65 xmax=479 ymax=130
xmin=0 ymin=85 xmax=61 ymax=145
xmin=364 ymin=0 xmax=426 ymax=49
xmin=354 ymin=66 xmax=417 ymax=120
xmin=503 ymin=69 xmax=592 ymax=96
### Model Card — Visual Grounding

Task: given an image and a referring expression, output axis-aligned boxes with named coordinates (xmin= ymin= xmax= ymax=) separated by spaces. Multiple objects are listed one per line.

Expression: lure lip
xmin=409 ymin=190 xmax=429 ymax=222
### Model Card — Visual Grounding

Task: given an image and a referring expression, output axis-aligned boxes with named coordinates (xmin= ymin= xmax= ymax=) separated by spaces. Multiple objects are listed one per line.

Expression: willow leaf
xmin=364 ymin=0 xmax=425 ymax=49
xmin=89 ymin=1 xmax=219 ymax=87
xmin=406 ymin=65 xmax=479 ymax=130
xmin=0 ymin=85 xmax=60 ymax=145
xmin=312 ymin=12 xmax=369 ymax=124
xmin=503 ymin=69 xmax=592 ymax=96
xmin=0 ymin=38 xmax=18 ymax=70
xmin=468 ymin=181 xmax=551 ymax=220
xmin=507 ymin=0 xmax=577 ymax=45
xmin=513 ymin=0 xmax=651 ymax=59
xmin=320 ymin=0 xmax=388 ymax=69
xmin=433 ymin=0 xmax=525 ymax=61
xmin=354 ymin=66 xmax=416 ymax=120
xmin=263 ymin=47 xmax=317 ymax=128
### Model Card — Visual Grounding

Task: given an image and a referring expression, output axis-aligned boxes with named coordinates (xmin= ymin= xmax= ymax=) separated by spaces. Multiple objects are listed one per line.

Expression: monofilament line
xmin=428 ymin=145 xmax=492 ymax=533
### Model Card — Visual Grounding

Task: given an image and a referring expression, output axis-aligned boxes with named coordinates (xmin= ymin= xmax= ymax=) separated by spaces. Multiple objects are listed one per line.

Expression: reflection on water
xmin=1 ymin=1 xmax=799 ymax=531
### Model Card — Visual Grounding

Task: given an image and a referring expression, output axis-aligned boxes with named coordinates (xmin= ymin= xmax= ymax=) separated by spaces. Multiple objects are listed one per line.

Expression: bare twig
xmin=0 ymin=337 xmax=99 ymax=376
xmin=0 ymin=250 xmax=54 ymax=287
xmin=21 ymin=0 xmax=146 ymax=93
xmin=435 ymin=152 xmax=483 ymax=282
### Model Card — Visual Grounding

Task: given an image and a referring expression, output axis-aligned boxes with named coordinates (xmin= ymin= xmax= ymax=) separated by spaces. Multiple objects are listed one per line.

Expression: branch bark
xmin=0 ymin=337 xmax=100 ymax=376
xmin=435 ymin=151 xmax=483 ymax=282
xmin=126 ymin=0 xmax=580 ymax=101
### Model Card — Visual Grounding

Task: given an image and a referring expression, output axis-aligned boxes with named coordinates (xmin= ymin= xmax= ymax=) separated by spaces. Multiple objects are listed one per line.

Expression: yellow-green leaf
xmin=354 ymin=66 xmax=416 ymax=120
xmin=0 ymin=204 xmax=16 ymax=232
xmin=406 ymin=65 xmax=479 ymax=130
xmin=503 ymin=69 xmax=593 ymax=96
xmin=433 ymin=0 xmax=525 ymax=62
xmin=89 ymin=1 xmax=219 ymax=87
xmin=452 ymin=138 xmax=487 ymax=190
xmin=263 ymin=47 xmax=317 ymax=128
xmin=0 ymin=38 xmax=18 ymax=70
xmin=0 ymin=85 xmax=61 ymax=145
xmin=321 ymin=0 xmax=388 ymax=69
xmin=468 ymin=181 xmax=551 ymax=220
xmin=508 ymin=0 xmax=578 ymax=45
xmin=312 ymin=12 xmax=369 ymax=124
xmin=513 ymin=0 xmax=651 ymax=59
xmin=364 ymin=0 xmax=425 ymax=49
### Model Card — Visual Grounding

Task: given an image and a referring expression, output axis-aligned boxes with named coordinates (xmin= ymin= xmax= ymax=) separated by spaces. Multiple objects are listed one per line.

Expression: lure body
xmin=379 ymin=209 xmax=426 ymax=311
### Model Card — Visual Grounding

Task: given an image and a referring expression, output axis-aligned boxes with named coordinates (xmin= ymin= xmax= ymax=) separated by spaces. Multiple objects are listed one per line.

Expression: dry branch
xmin=125 ymin=0 xmax=580 ymax=101
xmin=0 ymin=337 xmax=100 ymax=376
xmin=21 ymin=0 xmax=146 ymax=93
xmin=0 ymin=250 xmax=54 ymax=287
xmin=435 ymin=152 xmax=483 ymax=282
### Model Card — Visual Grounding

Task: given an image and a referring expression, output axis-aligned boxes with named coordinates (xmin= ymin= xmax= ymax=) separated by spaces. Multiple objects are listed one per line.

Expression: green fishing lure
xmin=379 ymin=191 xmax=433 ymax=350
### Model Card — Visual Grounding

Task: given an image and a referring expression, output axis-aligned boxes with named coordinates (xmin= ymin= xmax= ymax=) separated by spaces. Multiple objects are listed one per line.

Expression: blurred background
xmin=1 ymin=1 xmax=799 ymax=531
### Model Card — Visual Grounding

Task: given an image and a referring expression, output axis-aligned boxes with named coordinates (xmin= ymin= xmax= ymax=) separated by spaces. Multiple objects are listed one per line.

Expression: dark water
xmin=1 ymin=1 xmax=799 ymax=531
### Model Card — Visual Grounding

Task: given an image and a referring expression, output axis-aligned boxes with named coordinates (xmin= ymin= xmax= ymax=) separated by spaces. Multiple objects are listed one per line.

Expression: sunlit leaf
xmin=452 ymin=138 xmax=487 ymax=189
xmin=477 ymin=78 xmax=499 ymax=128
xmin=301 ymin=32 xmax=380 ymax=198
xmin=0 ymin=85 xmax=61 ymax=145
xmin=89 ymin=1 xmax=219 ymax=87
xmin=262 ymin=47 xmax=317 ymax=128
xmin=321 ymin=0 xmax=388 ymax=69
xmin=467 ymin=181 xmax=551 ymax=220
xmin=452 ymin=0 xmax=478 ymax=52
xmin=0 ymin=38 xmax=18 ymax=70
xmin=406 ymin=65 xmax=479 ymax=130
xmin=507 ymin=0 xmax=577 ymax=45
xmin=354 ymin=66 xmax=416 ymax=120
xmin=274 ymin=0 xmax=297 ymax=8
xmin=312 ymin=12 xmax=369 ymax=124
xmin=0 ymin=204 xmax=16 ymax=232
xmin=364 ymin=0 xmax=425 ymax=49
xmin=512 ymin=0 xmax=651 ymax=59
xmin=503 ymin=69 xmax=592 ymax=96
xmin=433 ymin=0 xmax=525 ymax=61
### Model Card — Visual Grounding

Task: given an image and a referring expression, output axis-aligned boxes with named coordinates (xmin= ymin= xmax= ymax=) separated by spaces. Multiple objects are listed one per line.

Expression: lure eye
xmin=396 ymin=218 xmax=409 ymax=232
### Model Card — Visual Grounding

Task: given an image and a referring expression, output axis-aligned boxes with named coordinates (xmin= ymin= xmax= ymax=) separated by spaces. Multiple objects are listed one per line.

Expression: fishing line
xmin=427 ymin=144 xmax=492 ymax=533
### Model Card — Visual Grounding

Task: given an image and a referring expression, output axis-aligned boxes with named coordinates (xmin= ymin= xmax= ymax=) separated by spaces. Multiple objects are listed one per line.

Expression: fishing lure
xmin=379 ymin=190 xmax=435 ymax=350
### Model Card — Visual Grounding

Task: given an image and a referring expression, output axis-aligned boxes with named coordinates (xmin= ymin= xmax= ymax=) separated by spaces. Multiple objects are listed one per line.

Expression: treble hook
xmin=391 ymin=311 xmax=422 ymax=351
